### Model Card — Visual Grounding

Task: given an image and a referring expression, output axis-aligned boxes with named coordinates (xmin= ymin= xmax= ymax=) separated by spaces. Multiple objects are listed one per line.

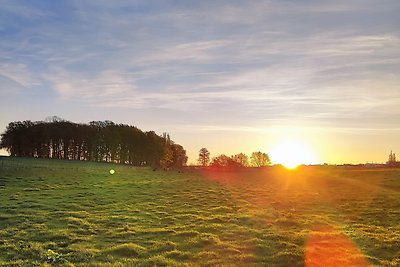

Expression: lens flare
xmin=305 ymin=226 xmax=371 ymax=267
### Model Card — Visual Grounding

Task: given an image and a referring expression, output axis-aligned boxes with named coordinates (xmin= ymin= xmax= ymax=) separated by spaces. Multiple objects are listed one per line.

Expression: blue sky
xmin=1 ymin=0 xmax=399 ymax=164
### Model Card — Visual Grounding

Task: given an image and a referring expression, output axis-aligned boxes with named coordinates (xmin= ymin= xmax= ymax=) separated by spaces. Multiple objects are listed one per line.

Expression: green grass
xmin=0 ymin=157 xmax=399 ymax=266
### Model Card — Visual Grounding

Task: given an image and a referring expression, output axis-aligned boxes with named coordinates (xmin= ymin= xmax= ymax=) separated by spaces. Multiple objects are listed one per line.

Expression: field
xmin=0 ymin=157 xmax=399 ymax=266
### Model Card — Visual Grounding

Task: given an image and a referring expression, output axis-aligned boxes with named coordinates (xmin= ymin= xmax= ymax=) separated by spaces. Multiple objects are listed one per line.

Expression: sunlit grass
xmin=0 ymin=157 xmax=399 ymax=266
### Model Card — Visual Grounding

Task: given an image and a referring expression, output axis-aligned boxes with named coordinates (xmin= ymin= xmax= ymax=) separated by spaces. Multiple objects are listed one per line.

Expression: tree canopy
xmin=210 ymin=154 xmax=234 ymax=167
xmin=198 ymin=148 xmax=210 ymax=166
xmin=250 ymin=151 xmax=271 ymax=167
xmin=206 ymin=151 xmax=271 ymax=169
xmin=0 ymin=119 xmax=187 ymax=168
xmin=231 ymin=153 xmax=249 ymax=167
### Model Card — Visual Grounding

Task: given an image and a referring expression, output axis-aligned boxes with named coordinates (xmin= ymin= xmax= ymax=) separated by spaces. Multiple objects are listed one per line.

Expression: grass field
xmin=0 ymin=157 xmax=399 ymax=266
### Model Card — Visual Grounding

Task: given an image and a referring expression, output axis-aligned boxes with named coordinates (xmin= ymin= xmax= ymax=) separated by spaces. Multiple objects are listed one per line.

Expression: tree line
xmin=198 ymin=148 xmax=271 ymax=168
xmin=0 ymin=117 xmax=187 ymax=168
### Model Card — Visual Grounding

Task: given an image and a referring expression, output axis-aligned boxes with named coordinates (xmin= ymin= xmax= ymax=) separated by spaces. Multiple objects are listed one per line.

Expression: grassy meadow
xmin=0 ymin=157 xmax=399 ymax=266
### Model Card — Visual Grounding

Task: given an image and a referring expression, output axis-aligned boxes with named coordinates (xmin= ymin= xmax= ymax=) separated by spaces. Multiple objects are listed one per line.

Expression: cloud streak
xmin=1 ymin=0 xmax=399 ymax=163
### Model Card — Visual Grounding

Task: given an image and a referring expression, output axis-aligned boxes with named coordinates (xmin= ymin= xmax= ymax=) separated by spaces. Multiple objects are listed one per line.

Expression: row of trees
xmin=198 ymin=148 xmax=271 ymax=168
xmin=0 ymin=118 xmax=187 ymax=168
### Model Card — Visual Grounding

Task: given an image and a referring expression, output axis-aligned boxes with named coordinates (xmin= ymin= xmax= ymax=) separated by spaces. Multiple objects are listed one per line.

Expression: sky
xmin=0 ymin=0 xmax=399 ymax=164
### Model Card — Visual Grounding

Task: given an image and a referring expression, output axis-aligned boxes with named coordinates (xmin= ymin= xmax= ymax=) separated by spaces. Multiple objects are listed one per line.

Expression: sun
xmin=269 ymin=139 xmax=316 ymax=169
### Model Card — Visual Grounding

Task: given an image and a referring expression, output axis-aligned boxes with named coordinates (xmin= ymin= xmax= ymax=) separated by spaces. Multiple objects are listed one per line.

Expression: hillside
xmin=0 ymin=157 xmax=399 ymax=266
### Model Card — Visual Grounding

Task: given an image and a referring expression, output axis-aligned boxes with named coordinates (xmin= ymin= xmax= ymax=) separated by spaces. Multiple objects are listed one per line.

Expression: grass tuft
xmin=103 ymin=243 xmax=146 ymax=258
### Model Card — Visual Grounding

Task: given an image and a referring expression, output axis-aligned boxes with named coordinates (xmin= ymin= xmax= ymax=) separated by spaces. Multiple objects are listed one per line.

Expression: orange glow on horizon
xmin=269 ymin=139 xmax=317 ymax=168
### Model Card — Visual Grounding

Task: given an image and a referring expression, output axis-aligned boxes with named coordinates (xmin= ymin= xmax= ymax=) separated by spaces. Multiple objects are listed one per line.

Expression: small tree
xmin=198 ymin=148 xmax=210 ymax=166
xmin=231 ymin=153 xmax=249 ymax=167
xmin=250 ymin=151 xmax=271 ymax=167
xmin=210 ymin=154 xmax=240 ymax=168
xmin=210 ymin=154 xmax=230 ymax=167
xmin=171 ymin=144 xmax=188 ymax=168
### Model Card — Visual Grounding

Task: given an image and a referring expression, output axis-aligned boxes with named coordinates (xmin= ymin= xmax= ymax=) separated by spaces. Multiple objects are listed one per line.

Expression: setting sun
xmin=270 ymin=140 xmax=317 ymax=168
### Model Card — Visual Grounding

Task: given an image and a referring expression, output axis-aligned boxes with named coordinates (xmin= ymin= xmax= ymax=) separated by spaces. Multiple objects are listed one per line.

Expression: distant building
xmin=386 ymin=151 xmax=400 ymax=167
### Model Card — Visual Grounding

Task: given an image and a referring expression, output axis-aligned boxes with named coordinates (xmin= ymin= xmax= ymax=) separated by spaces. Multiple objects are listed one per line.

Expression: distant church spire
xmin=388 ymin=150 xmax=397 ymax=163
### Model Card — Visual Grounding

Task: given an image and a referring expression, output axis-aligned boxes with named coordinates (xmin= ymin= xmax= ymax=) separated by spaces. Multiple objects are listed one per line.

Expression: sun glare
xmin=270 ymin=140 xmax=316 ymax=168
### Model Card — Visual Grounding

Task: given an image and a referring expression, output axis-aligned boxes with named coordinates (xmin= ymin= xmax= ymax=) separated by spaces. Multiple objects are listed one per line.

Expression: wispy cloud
xmin=0 ymin=1 xmax=51 ymax=18
xmin=1 ymin=0 xmax=399 ymax=133
xmin=47 ymin=70 xmax=137 ymax=99
xmin=0 ymin=63 xmax=40 ymax=88
xmin=137 ymin=40 xmax=232 ymax=64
